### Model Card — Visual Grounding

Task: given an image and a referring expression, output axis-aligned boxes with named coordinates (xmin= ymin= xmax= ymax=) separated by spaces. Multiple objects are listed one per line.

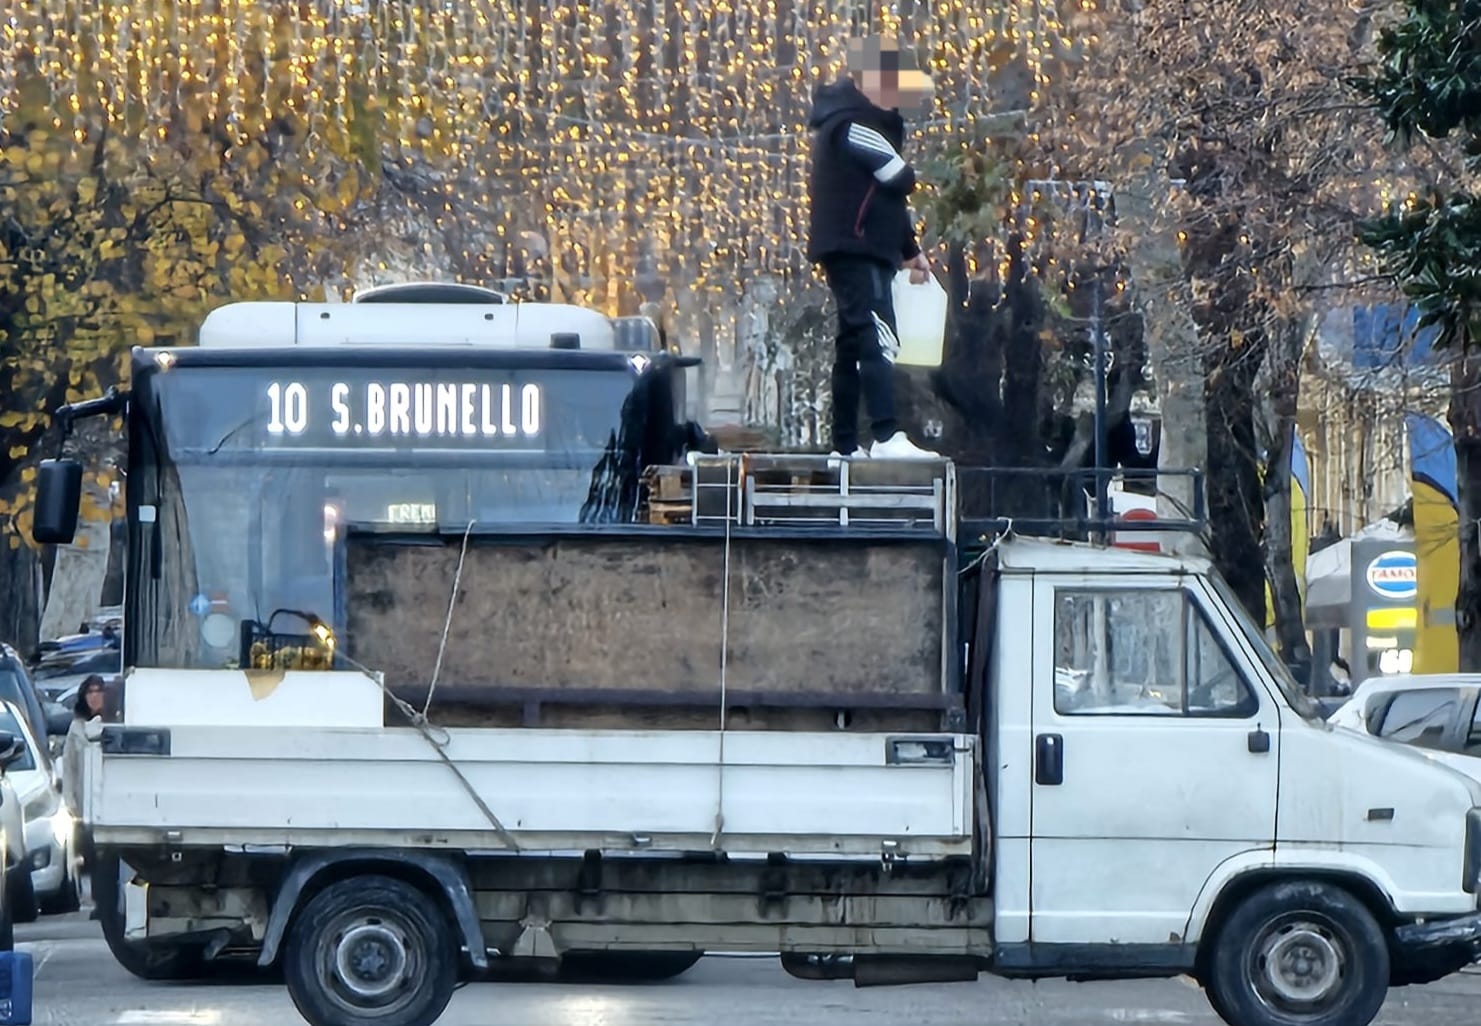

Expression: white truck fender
xmin=1181 ymin=848 xmax=1403 ymax=944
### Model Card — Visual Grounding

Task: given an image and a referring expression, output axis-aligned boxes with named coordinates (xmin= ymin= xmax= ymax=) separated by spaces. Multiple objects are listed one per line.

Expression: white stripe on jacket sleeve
xmin=846 ymin=123 xmax=910 ymax=184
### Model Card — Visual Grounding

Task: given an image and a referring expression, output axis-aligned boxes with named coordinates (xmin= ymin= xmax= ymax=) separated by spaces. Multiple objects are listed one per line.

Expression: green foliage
xmin=1351 ymin=0 xmax=1481 ymax=166
xmin=916 ymin=115 xmax=1026 ymax=246
xmin=1361 ymin=194 xmax=1481 ymax=344
xmin=1354 ymin=0 xmax=1481 ymax=348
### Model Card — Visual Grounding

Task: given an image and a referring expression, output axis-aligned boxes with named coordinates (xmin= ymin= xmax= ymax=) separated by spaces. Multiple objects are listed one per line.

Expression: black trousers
xmin=822 ymin=255 xmax=900 ymax=451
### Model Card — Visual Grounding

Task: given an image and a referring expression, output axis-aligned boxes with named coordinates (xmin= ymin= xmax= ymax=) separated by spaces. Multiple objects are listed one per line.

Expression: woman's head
xmin=74 ymin=675 xmax=107 ymax=718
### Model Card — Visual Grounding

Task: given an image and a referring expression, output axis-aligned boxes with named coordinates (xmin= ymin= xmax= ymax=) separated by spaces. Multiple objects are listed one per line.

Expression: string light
xmin=0 ymin=0 xmax=1077 ymax=310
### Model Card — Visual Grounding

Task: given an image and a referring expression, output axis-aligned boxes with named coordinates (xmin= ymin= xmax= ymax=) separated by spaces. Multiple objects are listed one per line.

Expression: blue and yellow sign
xmin=1405 ymin=413 xmax=1459 ymax=674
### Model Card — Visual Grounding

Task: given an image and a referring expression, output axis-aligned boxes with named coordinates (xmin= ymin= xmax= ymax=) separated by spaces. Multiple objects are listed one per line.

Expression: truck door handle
xmin=1248 ymin=727 xmax=1271 ymax=754
xmin=1035 ymin=733 xmax=1064 ymax=786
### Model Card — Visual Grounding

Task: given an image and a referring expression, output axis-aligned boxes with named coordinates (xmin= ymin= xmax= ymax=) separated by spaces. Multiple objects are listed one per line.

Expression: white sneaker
xmin=826 ymin=447 xmax=870 ymax=469
xmin=869 ymin=431 xmax=941 ymax=460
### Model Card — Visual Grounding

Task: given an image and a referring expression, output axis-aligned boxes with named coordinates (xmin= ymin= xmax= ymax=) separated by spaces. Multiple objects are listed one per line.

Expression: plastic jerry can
xmin=0 ymin=950 xmax=33 ymax=1025
xmin=890 ymin=269 xmax=948 ymax=367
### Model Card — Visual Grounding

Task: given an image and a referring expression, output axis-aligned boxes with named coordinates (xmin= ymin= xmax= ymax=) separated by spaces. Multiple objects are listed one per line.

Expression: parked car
xmin=32 ymin=618 xmax=120 ymax=671
xmin=0 ymin=701 xmax=78 ymax=916
xmin=30 ymin=646 xmax=123 ymax=705
xmin=1326 ymin=673 xmax=1481 ymax=781
xmin=1 ymin=642 xmax=72 ymax=744
xmin=0 ymin=728 xmax=28 ymax=949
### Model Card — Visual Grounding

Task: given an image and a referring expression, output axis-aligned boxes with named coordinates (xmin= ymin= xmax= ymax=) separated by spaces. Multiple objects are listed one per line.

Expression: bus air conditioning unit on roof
xmin=351 ymin=282 xmax=508 ymax=305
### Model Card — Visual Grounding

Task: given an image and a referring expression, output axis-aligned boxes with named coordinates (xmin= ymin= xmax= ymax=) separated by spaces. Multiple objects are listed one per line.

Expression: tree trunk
xmin=1205 ymin=339 xmax=1268 ymax=624
xmin=39 ymin=510 xmax=111 ymax=644
xmin=0 ymin=537 xmax=42 ymax=658
xmin=1115 ymin=151 xmax=1208 ymax=556
xmin=1262 ymin=317 xmax=1313 ymax=679
xmin=1449 ymin=348 xmax=1481 ymax=671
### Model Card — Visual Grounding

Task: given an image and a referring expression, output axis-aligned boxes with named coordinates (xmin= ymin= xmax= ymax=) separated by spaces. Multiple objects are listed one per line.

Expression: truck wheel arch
xmin=257 ymin=848 xmax=488 ymax=972
xmin=1188 ymin=865 xmax=1397 ymax=981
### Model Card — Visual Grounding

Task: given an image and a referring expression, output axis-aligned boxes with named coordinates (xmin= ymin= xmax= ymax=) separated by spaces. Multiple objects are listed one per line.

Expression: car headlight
xmin=28 ymin=846 xmax=51 ymax=871
xmin=50 ymin=806 xmax=74 ymax=845
xmin=22 ymin=789 xmax=56 ymax=822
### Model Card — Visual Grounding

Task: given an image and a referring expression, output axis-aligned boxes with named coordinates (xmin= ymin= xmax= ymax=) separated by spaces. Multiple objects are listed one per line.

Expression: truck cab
xmin=982 ymin=539 xmax=1481 ymax=992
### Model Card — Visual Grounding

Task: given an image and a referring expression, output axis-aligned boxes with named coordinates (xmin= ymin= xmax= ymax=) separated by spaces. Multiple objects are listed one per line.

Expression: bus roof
xmin=197 ymin=299 xmax=639 ymax=351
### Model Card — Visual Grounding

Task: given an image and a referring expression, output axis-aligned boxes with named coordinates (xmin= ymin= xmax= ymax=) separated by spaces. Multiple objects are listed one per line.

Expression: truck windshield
xmin=1209 ymin=574 xmax=1324 ymax=722
xmin=127 ymin=359 xmax=671 ymax=670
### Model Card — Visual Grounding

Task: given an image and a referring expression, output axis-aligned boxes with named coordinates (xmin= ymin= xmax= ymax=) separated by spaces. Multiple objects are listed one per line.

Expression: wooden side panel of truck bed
xmin=343 ymin=535 xmax=946 ymax=715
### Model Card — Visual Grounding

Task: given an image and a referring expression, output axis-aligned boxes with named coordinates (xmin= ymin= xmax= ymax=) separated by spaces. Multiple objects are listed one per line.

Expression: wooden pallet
xmin=643 ymin=500 xmax=693 ymax=525
xmin=642 ymin=465 xmax=693 ymax=502
xmin=640 ymin=465 xmax=695 ymax=524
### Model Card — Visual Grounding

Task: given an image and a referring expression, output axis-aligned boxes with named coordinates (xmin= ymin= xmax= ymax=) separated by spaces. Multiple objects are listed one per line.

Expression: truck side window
xmin=1054 ymin=590 xmax=1257 ymax=718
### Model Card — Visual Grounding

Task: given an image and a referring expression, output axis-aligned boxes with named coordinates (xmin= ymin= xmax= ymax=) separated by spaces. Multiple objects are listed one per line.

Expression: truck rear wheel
xmin=1204 ymin=880 xmax=1389 ymax=1026
xmin=284 ymin=875 xmax=457 ymax=1026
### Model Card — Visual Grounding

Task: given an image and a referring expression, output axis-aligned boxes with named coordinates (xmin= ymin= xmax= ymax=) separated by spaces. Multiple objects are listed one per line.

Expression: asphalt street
xmin=15 ymin=914 xmax=1481 ymax=1026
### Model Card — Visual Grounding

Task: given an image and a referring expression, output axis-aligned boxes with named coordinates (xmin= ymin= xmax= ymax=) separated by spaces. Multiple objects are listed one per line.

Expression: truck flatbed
xmin=86 ymin=723 xmax=974 ymax=857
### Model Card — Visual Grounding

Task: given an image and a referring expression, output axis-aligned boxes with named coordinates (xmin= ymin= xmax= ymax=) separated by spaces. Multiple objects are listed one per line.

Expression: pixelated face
xmin=847 ymin=34 xmax=934 ymax=114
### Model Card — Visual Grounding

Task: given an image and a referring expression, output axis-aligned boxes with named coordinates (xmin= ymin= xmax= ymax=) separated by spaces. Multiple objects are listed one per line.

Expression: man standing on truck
xmin=807 ymin=34 xmax=939 ymax=461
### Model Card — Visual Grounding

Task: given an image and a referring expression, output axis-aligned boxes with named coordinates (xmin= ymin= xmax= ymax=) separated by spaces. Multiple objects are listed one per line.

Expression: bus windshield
xmin=127 ymin=357 xmax=678 ymax=669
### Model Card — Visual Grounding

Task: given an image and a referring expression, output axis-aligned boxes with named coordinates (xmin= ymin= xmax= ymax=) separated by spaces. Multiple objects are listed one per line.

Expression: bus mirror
xmin=33 ymin=458 xmax=84 ymax=545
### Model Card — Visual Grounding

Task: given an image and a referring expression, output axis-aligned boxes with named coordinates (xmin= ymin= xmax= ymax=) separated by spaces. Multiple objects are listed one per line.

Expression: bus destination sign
xmin=263 ymin=377 xmax=544 ymax=448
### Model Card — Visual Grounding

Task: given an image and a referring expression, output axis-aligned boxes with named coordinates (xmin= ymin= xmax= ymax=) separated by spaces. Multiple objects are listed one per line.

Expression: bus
xmin=40 ymin=283 xmax=700 ymax=676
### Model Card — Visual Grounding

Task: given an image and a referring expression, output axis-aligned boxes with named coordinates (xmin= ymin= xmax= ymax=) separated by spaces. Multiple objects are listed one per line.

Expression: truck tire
xmin=1204 ymin=880 xmax=1389 ymax=1026
xmin=41 ymin=853 xmax=81 ymax=915
xmin=284 ymin=875 xmax=457 ymax=1026
xmin=92 ymin=850 xmax=207 ymax=981
xmin=6 ymin=866 xmax=37 ymax=925
xmin=558 ymin=950 xmax=704 ymax=982
xmin=0 ymin=887 xmax=12 ymax=951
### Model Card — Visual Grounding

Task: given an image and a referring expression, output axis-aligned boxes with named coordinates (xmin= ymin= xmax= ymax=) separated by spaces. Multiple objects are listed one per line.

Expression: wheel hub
xmin=1257 ymin=920 xmax=1345 ymax=1007
xmin=333 ymin=921 xmax=409 ymax=1001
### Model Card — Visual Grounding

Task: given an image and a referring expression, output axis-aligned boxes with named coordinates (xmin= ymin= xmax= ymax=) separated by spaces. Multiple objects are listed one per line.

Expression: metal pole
xmin=1092 ymin=272 xmax=1109 ymax=532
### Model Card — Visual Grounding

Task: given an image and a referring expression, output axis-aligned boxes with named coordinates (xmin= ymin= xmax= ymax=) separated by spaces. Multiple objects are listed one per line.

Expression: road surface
xmin=16 ymin=915 xmax=1481 ymax=1025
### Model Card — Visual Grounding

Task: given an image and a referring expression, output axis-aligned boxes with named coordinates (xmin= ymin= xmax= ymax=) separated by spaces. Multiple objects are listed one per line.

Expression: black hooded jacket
xmin=806 ymin=77 xmax=921 ymax=266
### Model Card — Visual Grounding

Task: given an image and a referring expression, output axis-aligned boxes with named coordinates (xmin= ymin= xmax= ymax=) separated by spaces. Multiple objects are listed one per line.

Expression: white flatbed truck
xmin=32 ymin=284 xmax=1481 ymax=1026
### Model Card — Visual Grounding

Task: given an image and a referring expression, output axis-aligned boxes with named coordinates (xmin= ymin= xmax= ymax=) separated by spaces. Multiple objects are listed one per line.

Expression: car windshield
xmin=1375 ymin=688 xmax=1469 ymax=748
xmin=1208 ymin=573 xmax=1324 ymax=722
xmin=0 ymin=709 xmax=36 ymax=772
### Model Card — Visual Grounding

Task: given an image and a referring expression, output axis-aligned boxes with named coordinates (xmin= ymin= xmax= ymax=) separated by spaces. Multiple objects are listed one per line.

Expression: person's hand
xmin=904 ymin=252 xmax=931 ymax=285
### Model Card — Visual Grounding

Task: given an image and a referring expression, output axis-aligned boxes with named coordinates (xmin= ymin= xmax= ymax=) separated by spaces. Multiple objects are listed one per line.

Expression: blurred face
xmin=861 ymin=68 xmax=900 ymax=110
xmin=850 ymin=39 xmax=934 ymax=114
xmin=84 ymin=684 xmax=105 ymax=714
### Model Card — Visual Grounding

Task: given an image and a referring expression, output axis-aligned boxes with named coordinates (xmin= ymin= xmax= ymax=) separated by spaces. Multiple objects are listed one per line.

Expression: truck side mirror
xmin=33 ymin=457 xmax=84 ymax=545
xmin=0 ymin=730 xmax=22 ymax=770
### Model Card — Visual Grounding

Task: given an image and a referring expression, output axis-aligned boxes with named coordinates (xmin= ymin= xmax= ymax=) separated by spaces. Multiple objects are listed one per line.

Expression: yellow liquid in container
xmin=891 ymin=270 xmax=948 ymax=367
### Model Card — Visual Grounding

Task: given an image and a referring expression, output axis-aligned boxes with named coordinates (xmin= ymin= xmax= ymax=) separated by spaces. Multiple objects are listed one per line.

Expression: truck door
xmin=1028 ymin=575 xmax=1280 ymax=947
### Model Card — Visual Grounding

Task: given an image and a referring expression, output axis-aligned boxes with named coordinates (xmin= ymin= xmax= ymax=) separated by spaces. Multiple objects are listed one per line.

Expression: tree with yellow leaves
xmin=0 ymin=18 xmax=384 ymax=646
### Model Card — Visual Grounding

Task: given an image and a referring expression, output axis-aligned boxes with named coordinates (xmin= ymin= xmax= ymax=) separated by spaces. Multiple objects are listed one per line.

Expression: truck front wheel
xmin=284 ymin=875 xmax=457 ymax=1026
xmin=1204 ymin=880 xmax=1389 ymax=1026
